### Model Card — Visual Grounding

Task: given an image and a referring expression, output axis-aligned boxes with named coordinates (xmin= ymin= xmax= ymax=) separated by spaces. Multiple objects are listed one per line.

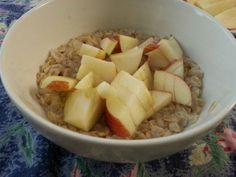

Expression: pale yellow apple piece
xmin=159 ymin=37 xmax=183 ymax=62
xmin=106 ymin=95 xmax=136 ymax=137
xmin=133 ymin=61 xmax=153 ymax=89
xmin=151 ymin=91 xmax=172 ymax=113
xmin=138 ymin=37 xmax=155 ymax=49
xmin=114 ymin=85 xmax=147 ymax=127
xmin=165 ymin=60 xmax=184 ymax=78
xmin=154 ymin=70 xmax=192 ymax=106
xmin=195 ymin=0 xmax=236 ymax=16
xmin=111 ymin=71 xmax=153 ymax=113
xmin=76 ymin=55 xmax=117 ymax=84
xmin=119 ymin=34 xmax=139 ymax=52
xmin=40 ymin=76 xmax=77 ymax=91
xmin=79 ymin=43 xmax=106 ymax=59
xmin=100 ymin=37 xmax=118 ymax=55
xmin=96 ymin=81 xmax=115 ymax=99
xmin=110 ymin=47 xmax=143 ymax=74
xmin=215 ymin=6 xmax=236 ymax=29
xmin=74 ymin=72 xmax=94 ymax=90
xmin=64 ymin=88 xmax=104 ymax=131
xmin=147 ymin=48 xmax=170 ymax=70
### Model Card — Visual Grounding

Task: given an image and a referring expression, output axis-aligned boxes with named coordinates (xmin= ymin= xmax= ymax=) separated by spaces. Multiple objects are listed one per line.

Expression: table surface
xmin=0 ymin=0 xmax=236 ymax=177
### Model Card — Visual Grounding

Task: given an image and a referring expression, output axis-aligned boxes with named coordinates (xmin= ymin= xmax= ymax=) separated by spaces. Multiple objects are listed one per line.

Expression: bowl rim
xmin=1 ymin=0 xmax=236 ymax=146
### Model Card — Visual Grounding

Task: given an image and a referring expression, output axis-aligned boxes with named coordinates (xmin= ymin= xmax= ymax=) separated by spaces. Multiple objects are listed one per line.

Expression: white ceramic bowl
xmin=1 ymin=0 xmax=236 ymax=162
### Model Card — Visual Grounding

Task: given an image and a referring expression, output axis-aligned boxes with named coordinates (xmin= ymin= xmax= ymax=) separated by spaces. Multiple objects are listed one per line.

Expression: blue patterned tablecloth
xmin=0 ymin=1 xmax=236 ymax=177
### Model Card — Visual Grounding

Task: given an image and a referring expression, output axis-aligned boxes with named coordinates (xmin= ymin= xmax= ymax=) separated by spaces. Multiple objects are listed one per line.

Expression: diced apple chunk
xmin=79 ymin=43 xmax=106 ymax=59
xmin=215 ymin=6 xmax=236 ymax=29
xmin=64 ymin=88 xmax=104 ymax=131
xmin=96 ymin=81 xmax=115 ymax=99
xmin=138 ymin=37 xmax=159 ymax=54
xmin=113 ymin=85 xmax=147 ymax=127
xmin=147 ymin=48 xmax=170 ymax=70
xmin=110 ymin=47 xmax=143 ymax=74
xmin=40 ymin=76 xmax=77 ymax=91
xmin=159 ymin=37 xmax=183 ymax=61
xmin=139 ymin=37 xmax=155 ymax=49
xmin=154 ymin=71 xmax=192 ymax=106
xmin=106 ymin=95 xmax=136 ymax=137
xmin=100 ymin=37 xmax=118 ymax=55
xmin=195 ymin=0 xmax=236 ymax=16
xmin=151 ymin=91 xmax=172 ymax=113
xmin=119 ymin=34 xmax=139 ymax=52
xmin=133 ymin=61 xmax=153 ymax=89
xmin=165 ymin=60 xmax=184 ymax=78
xmin=74 ymin=72 xmax=94 ymax=90
xmin=76 ymin=55 xmax=117 ymax=84
xmin=111 ymin=71 xmax=153 ymax=113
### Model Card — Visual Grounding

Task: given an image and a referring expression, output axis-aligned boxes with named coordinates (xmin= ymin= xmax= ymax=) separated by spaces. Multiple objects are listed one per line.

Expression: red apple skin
xmin=105 ymin=109 xmax=131 ymax=138
xmin=47 ymin=81 xmax=69 ymax=91
xmin=144 ymin=43 xmax=160 ymax=54
xmin=113 ymin=36 xmax=121 ymax=54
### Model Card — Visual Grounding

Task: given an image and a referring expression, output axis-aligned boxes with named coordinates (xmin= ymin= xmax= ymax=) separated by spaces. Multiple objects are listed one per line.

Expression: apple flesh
xmin=79 ymin=43 xmax=106 ymax=59
xmin=100 ymin=37 xmax=118 ymax=55
xmin=159 ymin=37 xmax=183 ymax=62
xmin=154 ymin=70 xmax=192 ymax=106
xmin=76 ymin=55 xmax=117 ymax=85
xmin=139 ymin=37 xmax=154 ymax=49
xmin=110 ymin=47 xmax=143 ymax=74
xmin=133 ymin=61 xmax=153 ymax=89
xmin=96 ymin=81 xmax=115 ymax=99
xmin=113 ymin=85 xmax=148 ymax=127
xmin=138 ymin=37 xmax=159 ymax=53
xmin=105 ymin=95 xmax=136 ymax=137
xmin=147 ymin=48 xmax=170 ymax=70
xmin=165 ymin=60 xmax=184 ymax=78
xmin=215 ymin=6 xmax=236 ymax=29
xmin=151 ymin=91 xmax=172 ymax=113
xmin=74 ymin=72 xmax=94 ymax=90
xmin=119 ymin=34 xmax=139 ymax=52
xmin=111 ymin=71 xmax=153 ymax=113
xmin=64 ymin=88 xmax=104 ymax=131
xmin=195 ymin=0 xmax=236 ymax=16
xmin=40 ymin=76 xmax=77 ymax=91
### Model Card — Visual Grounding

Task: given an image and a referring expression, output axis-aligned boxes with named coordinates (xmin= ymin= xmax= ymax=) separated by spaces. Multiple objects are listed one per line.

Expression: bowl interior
xmin=1 ymin=0 xmax=236 ymax=139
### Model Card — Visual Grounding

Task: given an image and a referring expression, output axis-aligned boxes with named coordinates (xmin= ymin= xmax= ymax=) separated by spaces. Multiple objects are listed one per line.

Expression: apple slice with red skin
xmin=110 ymin=47 xmax=143 ymax=74
xmin=147 ymin=48 xmax=170 ymax=70
xmin=119 ymin=34 xmax=139 ymax=52
xmin=165 ymin=60 xmax=184 ymax=78
xmin=154 ymin=70 xmax=192 ymax=106
xmin=138 ymin=37 xmax=160 ymax=54
xmin=105 ymin=95 xmax=136 ymax=137
xmin=79 ymin=43 xmax=106 ymax=59
xmin=133 ymin=61 xmax=153 ymax=89
xmin=100 ymin=37 xmax=118 ymax=55
xmin=41 ymin=76 xmax=77 ymax=91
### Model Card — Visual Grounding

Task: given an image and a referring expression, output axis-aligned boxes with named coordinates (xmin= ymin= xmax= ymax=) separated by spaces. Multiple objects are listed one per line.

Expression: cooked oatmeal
xmin=36 ymin=29 xmax=204 ymax=139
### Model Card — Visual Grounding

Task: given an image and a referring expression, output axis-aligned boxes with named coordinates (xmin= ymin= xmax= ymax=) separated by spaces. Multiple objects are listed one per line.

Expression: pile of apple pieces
xmin=186 ymin=0 xmax=236 ymax=30
xmin=40 ymin=34 xmax=192 ymax=138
